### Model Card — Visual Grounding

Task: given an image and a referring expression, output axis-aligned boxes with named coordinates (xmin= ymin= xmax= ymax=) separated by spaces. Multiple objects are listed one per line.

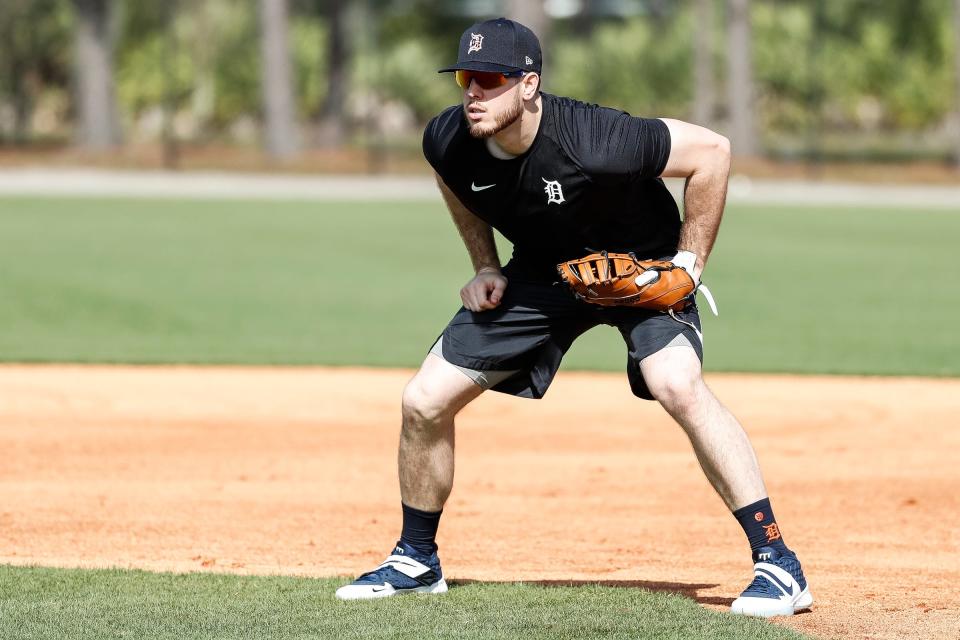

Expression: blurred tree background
xmin=0 ymin=0 xmax=958 ymax=170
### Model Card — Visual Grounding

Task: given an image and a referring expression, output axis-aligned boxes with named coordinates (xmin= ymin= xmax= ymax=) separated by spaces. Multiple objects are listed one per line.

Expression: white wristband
xmin=671 ymin=250 xmax=698 ymax=276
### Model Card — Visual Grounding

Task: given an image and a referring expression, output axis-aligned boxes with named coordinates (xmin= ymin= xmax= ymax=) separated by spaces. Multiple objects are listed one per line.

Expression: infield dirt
xmin=0 ymin=365 xmax=957 ymax=639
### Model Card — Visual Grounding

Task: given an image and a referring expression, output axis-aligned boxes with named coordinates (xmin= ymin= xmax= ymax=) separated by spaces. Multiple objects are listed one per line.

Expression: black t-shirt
xmin=423 ymin=92 xmax=679 ymax=282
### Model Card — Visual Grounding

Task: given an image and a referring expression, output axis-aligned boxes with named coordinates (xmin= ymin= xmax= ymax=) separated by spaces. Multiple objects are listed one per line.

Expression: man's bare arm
xmin=435 ymin=173 xmax=507 ymax=311
xmin=658 ymin=118 xmax=732 ymax=279
xmin=436 ymin=174 xmax=502 ymax=274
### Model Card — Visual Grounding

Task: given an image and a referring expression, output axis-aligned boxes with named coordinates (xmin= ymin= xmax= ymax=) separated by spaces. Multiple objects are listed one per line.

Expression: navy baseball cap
xmin=438 ymin=18 xmax=542 ymax=74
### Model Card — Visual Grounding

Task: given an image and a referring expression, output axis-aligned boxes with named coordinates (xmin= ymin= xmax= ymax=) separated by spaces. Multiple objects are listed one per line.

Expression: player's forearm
xmin=453 ymin=210 xmax=501 ymax=274
xmin=658 ymin=119 xmax=732 ymax=275
xmin=436 ymin=175 xmax=502 ymax=273
xmin=677 ymin=146 xmax=730 ymax=274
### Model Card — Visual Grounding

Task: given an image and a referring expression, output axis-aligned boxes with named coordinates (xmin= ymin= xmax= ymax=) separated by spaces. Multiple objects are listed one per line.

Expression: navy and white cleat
xmin=731 ymin=546 xmax=813 ymax=617
xmin=335 ymin=541 xmax=448 ymax=601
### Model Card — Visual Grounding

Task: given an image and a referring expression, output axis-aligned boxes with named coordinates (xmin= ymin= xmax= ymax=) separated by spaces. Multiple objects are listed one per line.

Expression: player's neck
xmin=490 ymin=94 xmax=542 ymax=157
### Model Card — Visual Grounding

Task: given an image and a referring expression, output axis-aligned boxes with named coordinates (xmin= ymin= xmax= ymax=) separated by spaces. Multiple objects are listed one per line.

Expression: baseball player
xmin=336 ymin=18 xmax=812 ymax=618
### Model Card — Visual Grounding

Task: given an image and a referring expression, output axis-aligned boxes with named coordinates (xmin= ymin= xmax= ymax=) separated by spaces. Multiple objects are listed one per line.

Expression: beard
xmin=466 ymin=90 xmax=524 ymax=139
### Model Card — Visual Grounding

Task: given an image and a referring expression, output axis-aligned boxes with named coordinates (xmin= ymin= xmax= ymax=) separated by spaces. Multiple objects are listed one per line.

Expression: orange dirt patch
xmin=1 ymin=365 xmax=957 ymax=639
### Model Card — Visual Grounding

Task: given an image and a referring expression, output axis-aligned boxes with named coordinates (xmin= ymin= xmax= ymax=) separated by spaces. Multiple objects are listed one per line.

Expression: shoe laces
xmin=743 ymin=572 xmax=785 ymax=597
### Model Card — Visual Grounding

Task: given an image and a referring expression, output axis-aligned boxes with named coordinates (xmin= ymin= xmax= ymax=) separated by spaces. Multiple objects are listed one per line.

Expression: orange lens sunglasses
xmin=455 ymin=69 xmax=525 ymax=90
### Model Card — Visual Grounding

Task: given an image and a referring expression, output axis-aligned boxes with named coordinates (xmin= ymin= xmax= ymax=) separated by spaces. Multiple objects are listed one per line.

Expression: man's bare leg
xmin=399 ymin=352 xmax=486 ymax=511
xmin=335 ymin=352 xmax=483 ymax=600
xmin=640 ymin=345 xmax=813 ymax=617
xmin=640 ymin=345 xmax=766 ymax=511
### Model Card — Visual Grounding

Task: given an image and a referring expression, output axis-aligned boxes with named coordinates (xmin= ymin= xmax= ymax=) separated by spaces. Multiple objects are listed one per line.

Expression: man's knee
xmin=401 ymin=369 xmax=467 ymax=430
xmin=647 ymin=369 xmax=700 ymax=407
xmin=642 ymin=350 xmax=704 ymax=409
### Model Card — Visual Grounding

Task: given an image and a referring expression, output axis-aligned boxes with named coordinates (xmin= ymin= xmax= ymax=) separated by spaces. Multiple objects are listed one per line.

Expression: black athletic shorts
xmin=435 ymin=262 xmax=704 ymax=401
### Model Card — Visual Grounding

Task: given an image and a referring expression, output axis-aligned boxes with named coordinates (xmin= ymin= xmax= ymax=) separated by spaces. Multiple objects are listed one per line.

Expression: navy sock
xmin=733 ymin=497 xmax=789 ymax=554
xmin=400 ymin=503 xmax=442 ymax=554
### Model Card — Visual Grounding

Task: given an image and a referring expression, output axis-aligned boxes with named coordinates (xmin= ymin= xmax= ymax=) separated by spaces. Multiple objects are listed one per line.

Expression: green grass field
xmin=0 ymin=566 xmax=811 ymax=640
xmin=0 ymin=196 xmax=957 ymax=375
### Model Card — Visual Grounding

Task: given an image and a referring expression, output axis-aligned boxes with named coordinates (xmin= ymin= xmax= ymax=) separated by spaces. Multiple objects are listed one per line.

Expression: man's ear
xmin=521 ymin=73 xmax=540 ymax=100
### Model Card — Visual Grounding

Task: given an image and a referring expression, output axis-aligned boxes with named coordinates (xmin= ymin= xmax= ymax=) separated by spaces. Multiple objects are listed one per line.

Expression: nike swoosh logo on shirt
xmin=471 ymin=182 xmax=496 ymax=191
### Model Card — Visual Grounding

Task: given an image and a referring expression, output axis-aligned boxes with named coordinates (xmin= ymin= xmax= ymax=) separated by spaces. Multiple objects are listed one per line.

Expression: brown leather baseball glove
xmin=557 ymin=251 xmax=696 ymax=312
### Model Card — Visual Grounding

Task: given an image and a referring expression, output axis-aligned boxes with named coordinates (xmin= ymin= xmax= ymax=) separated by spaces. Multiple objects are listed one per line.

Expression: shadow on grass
xmin=448 ymin=578 xmax=735 ymax=607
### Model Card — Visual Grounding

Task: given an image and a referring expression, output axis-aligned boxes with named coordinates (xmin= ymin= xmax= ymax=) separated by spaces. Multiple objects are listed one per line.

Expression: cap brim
xmin=437 ymin=61 xmax=523 ymax=73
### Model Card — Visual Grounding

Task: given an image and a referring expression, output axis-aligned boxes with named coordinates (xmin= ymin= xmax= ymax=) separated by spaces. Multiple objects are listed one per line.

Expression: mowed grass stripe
xmin=0 ymin=566 xmax=811 ymax=640
xmin=0 ymin=196 xmax=956 ymax=375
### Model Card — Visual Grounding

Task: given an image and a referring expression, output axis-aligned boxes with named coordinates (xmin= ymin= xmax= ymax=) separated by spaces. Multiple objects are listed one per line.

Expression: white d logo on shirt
xmin=542 ymin=178 xmax=565 ymax=205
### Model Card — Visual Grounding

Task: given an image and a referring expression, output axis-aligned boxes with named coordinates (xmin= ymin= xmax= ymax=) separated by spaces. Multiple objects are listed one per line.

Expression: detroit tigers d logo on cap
xmin=468 ymin=33 xmax=483 ymax=54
